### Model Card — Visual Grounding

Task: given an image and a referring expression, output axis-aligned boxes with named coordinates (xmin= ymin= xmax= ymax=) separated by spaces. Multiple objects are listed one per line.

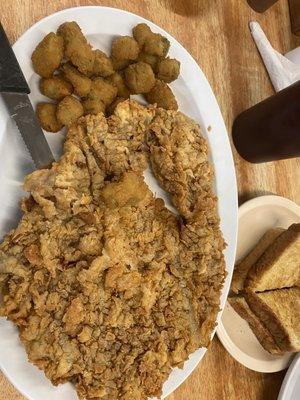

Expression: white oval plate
xmin=278 ymin=354 xmax=300 ymax=400
xmin=217 ymin=195 xmax=300 ymax=373
xmin=0 ymin=6 xmax=238 ymax=400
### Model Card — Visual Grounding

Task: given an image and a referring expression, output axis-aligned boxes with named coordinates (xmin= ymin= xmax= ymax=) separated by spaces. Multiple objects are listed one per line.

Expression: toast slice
xmin=231 ymin=228 xmax=284 ymax=294
xmin=229 ymin=296 xmax=282 ymax=354
xmin=245 ymin=288 xmax=300 ymax=353
xmin=245 ymin=224 xmax=300 ymax=292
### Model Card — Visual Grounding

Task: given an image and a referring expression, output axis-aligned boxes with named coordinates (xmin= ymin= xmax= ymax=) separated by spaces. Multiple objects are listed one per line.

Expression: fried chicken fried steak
xmin=0 ymin=100 xmax=225 ymax=400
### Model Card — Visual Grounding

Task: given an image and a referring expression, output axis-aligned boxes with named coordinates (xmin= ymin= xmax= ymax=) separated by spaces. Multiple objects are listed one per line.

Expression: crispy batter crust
xmin=0 ymin=100 xmax=225 ymax=400
xmin=147 ymin=108 xmax=214 ymax=219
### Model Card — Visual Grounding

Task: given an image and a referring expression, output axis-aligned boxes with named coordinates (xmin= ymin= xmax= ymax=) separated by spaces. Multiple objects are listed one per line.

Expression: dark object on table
xmin=289 ymin=0 xmax=300 ymax=36
xmin=232 ymin=81 xmax=300 ymax=163
xmin=0 ymin=23 xmax=29 ymax=93
xmin=247 ymin=0 xmax=279 ymax=12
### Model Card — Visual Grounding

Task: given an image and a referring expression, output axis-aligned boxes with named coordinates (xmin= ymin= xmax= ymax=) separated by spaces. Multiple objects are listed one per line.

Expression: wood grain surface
xmin=0 ymin=1 xmax=299 ymax=400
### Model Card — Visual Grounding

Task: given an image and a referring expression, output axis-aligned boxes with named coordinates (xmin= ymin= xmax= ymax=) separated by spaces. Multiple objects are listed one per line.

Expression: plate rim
xmin=0 ymin=5 xmax=238 ymax=400
xmin=217 ymin=194 xmax=300 ymax=373
xmin=238 ymin=195 xmax=300 ymax=218
xmin=278 ymin=353 xmax=300 ymax=400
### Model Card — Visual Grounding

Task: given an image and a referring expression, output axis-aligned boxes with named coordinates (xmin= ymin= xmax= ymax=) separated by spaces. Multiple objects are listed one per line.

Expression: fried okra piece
xmin=89 ymin=78 xmax=117 ymax=106
xmin=124 ymin=62 xmax=155 ymax=94
xmin=57 ymin=20 xmax=82 ymax=39
xmin=111 ymin=36 xmax=139 ymax=61
xmin=31 ymin=33 xmax=64 ymax=78
xmin=57 ymin=21 xmax=94 ymax=76
xmin=82 ymin=98 xmax=106 ymax=115
xmin=156 ymin=58 xmax=180 ymax=83
xmin=137 ymin=52 xmax=159 ymax=71
xmin=132 ymin=23 xmax=152 ymax=48
xmin=36 ymin=103 xmax=63 ymax=132
xmin=106 ymin=72 xmax=130 ymax=99
xmin=93 ymin=50 xmax=114 ymax=77
xmin=62 ymin=63 xmax=92 ymax=97
xmin=56 ymin=95 xmax=84 ymax=126
xmin=144 ymin=33 xmax=170 ymax=58
xmin=145 ymin=80 xmax=178 ymax=110
xmin=111 ymin=57 xmax=131 ymax=71
xmin=68 ymin=39 xmax=94 ymax=76
xmin=106 ymin=97 xmax=126 ymax=116
xmin=40 ymin=76 xmax=73 ymax=100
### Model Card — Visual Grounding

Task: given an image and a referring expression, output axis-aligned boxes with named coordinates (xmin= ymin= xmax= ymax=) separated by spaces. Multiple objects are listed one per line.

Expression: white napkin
xmin=249 ymin=21 xmax=300 ymax=92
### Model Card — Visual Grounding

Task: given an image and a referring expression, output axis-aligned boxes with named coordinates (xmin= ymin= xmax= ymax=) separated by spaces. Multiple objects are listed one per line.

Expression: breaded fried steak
xmin=0 ymin=100 xmax=225 ymax=400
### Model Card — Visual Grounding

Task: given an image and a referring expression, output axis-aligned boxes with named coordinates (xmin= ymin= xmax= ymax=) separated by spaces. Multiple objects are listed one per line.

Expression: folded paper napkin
xmin=249 ymin=21 xmax=300 ymax=92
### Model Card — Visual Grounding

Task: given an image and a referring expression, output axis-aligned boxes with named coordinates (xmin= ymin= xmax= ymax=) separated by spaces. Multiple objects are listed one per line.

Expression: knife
xmin=0 ymin=22 xmax=55 ymax=169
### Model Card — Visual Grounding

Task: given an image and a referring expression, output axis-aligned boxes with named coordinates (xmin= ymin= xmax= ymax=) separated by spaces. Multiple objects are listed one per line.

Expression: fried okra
xmin=57 ymin=20 xmax=82 ymax=40
xmin=144 ymin=33 xmax=170 ymax=58
xmin=82 ymin=98 xmax=106 ymax=115
xmin=145 ymin=79 xmax=178 ymax=110
xmin=31 ymin=33 xmax=64 ymax=78
xmin=156 ymin=58 xmax=180 ymax=83
xmin=106 ymin=72 xmax=130 ymax=99
xmin=111 ymin=57 xmax=131 ymax=71
xmin=137 ymin=52 xmax=159 ymax=71
xmin=93 ymin=50 xmax=114 ymax=77
xmin=56 ymin=95 xmax=84 ymax=126
xmin=132 ymin=23 xmax=152 ymax=48
xmin=111 ymin=36 xmax=139 ymax=61
xmin=57 ymin=21 xmax=94 ymax=76
xmin=89 ymin=78 xmax=117 ymax=106
xmin=40 ymin=76 xmax=73 ymax=100
xmin=124 ymin=62 xmax=155 ymax=94
xmin=36 ymin=103 xmax=63 ymax=132
xmin=62 ymin=63 xmax=92 ymax=97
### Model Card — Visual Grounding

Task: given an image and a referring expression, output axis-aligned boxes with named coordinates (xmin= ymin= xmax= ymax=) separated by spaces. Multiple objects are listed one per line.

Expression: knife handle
xmin=0 ymin=22 xmax=30 ymax=94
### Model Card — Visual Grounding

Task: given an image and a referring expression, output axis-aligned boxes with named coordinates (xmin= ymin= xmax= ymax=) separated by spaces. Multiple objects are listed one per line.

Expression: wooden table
xmin=0 ymin=0 xmax=299 ymax=399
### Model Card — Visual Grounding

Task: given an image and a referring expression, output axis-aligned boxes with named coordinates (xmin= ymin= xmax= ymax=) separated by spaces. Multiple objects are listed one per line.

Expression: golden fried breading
xmin=0 ymin=100 xmax=225 ymax=400
xmin=179 ymin=219 xmax=225 ymax=347
xmin=106 ymin=72 xmax=130 ymax=99
xmin=68 ymin=38 xmax=94 ymax=75
xmin=93 ymin=49 xmax=114 ymax=77
xmin=124 ymin=62 xmax=155 ymax=94
xmin=111 ymin=57 xmax=131 ymax=71
xmin=137 ymin=51 xmax=159 ymax=70
xmin=147 ymin=108 xmax=213 ymax=219
xmin=62 ymin=63 xmax=92 ymax=97
xmin=31 ymin=33 xmax=64 ymax=78
xmin=57 ymin=20 xmax=83 ymax=40
xmin=40 ymin=76 xmax=73 ymax=100
xmin=101 ymin=171 xmax=152 ymax=208
xmin=82 ymin=98 xmax=106 ymax=115
xmin=36 ymin=103 xmax=63 ymax=132
xmin=132 ymin=23 xmax=153 ymax=48
xmin=89 ymin=77 xmax=118 ymax=106
xmin=145 ymin=79 xmax=178 ymax=110
xmin=56 ymin=95 xmax=84 ymax=126
xmin=156 ymin=58 xmax=180 ymax=83
xmin=57 ymin=21 xmax=94 ymax=76
xmin=144 ymin=33 xmax=170 ymax=58
xmin=70 ymin=100 xmax=155 ymax=178
xmin=111 ymin=36 xmax=140 ymax=61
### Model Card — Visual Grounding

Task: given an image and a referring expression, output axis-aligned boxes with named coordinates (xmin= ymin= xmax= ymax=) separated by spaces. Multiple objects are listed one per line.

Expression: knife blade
xmin=0 ymin=22 xmax=55 ymax=169
xmin=2 ymin=92 xmax=55 ymax=168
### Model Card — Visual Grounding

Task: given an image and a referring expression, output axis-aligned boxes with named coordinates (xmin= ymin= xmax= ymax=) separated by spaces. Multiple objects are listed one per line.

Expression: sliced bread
xmin=229 ymin=296 xmax=282 ymax=354
xmin=231 ymin=228 xmax=284 ymax=294
xmin=245 ymin=287 xmax=300 ymax=353
xmin=245 ymin=224 xmax=300 ymax=292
